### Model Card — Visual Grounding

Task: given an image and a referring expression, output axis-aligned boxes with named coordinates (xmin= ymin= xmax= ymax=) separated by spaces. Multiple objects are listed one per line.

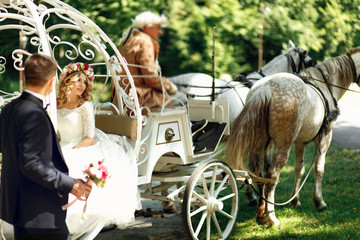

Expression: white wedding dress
xmin=57 ymin=101 xmax=139 ymax=240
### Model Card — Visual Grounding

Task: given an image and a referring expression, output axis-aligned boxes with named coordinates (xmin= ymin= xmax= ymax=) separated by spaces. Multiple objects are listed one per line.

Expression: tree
xmin=1 ymin=0 xmax=360 ymax=91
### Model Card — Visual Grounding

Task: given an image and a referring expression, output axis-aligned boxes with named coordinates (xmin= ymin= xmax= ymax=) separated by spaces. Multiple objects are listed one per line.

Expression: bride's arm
xmin=73 ymin=102 xmax=95 ymax=149
xmin=73 ymin=136 xmax=94 ymax=149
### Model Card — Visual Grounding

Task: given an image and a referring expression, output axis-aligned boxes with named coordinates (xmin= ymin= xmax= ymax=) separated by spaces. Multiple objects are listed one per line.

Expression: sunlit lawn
xmin=227 ymin=142 xmax=360 ymax=240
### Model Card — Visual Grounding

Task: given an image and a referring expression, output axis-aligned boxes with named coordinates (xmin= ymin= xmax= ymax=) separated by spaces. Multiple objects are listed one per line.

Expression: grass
xmin=225 ymin=142 xmax=360 ymax=240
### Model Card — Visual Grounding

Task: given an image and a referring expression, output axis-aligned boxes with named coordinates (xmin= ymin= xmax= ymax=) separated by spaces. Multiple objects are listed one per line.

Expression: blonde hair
xmin=57 ymin=71 xmax=93 ymax=106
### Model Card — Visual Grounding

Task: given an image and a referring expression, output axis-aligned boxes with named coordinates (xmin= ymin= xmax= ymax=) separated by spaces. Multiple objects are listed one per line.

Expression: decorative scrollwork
xmin=30 ymin=36 xmax=41 ymax=47
xmin=37 ymin=3 xmax=48 ymax=16
xmin=11 ymin=49 xmax=30 ymax=71
xmin=110 ymin=55 xmax=123 ymax=76
xmin=50 ymin=35 xmax=79 ymax=60
xmin=137 ymin=142 xmax=149 ymax=165
xmin=78 ymin=39 xmax=95 ymax=61
xmin=8 ymin=0 xmax=29 ymax=18
xmin=0 ymin=56 xmax=6 ymax=74
xmin=0 ymin=8 xmax=8 ymax=22
xmin=1 ymin=0 xmax=142 ymax=160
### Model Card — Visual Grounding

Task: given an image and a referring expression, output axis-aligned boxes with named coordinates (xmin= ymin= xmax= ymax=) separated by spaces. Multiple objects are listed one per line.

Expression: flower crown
xmin=60 ymin=62 xmax=95 ymax=82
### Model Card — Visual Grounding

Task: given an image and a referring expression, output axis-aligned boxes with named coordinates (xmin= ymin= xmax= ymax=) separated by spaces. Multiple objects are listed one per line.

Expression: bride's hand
xmin=73 ymin=136 xmax=95 ymax=149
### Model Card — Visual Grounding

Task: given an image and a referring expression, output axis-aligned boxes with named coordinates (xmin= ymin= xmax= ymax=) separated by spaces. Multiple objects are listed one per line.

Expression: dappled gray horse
xmin=169 ymin=41 xmax=316 ymax=123
xmin=226 ymin=47 xmax=360 ymax=229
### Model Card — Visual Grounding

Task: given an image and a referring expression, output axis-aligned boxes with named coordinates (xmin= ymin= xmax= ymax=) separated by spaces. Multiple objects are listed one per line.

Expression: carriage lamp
xmin=165 ymin=128 xmax=175 ymax=141
xmin=20 ymin=34 xmax=28 ymax=50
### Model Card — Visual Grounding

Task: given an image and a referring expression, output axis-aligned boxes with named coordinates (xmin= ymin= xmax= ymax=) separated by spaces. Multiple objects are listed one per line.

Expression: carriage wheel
xmin=182 ymin=160 xmax=239 ymax=240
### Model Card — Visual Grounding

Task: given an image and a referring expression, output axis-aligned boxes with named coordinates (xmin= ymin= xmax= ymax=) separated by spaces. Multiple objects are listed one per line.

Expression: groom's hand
xmin=70 ymin=179 xmax=92 ymax=201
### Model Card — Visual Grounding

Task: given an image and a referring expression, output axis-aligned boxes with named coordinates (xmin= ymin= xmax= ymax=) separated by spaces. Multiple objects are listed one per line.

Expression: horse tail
xmin=225 ymin=86 xmax=274 ymax=183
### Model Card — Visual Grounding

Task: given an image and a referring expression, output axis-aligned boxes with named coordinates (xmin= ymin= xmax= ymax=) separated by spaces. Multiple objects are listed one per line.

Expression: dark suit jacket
xmin=0 ymin=92 xmax=74 ymax=229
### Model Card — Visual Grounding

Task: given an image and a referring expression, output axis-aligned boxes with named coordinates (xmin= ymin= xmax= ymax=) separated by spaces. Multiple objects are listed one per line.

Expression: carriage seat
xmin=95 ymin=114 xmax=137 ymax=140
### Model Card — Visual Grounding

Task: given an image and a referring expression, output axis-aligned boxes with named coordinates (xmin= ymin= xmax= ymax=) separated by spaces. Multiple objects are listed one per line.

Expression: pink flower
xmin=60 ymin=62 xmax=95 ymax=83
xmin=83 ymin=158 xmax=109 ymax=188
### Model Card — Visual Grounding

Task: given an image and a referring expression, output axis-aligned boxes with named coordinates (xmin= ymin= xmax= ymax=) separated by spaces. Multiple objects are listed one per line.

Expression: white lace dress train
xmin=57 ymin=102 xmax=139 ymax=240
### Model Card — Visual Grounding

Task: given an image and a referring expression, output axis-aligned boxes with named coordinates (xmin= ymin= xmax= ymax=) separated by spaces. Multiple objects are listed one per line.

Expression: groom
xmin=0 ymin=53 xmax=92 ymax=240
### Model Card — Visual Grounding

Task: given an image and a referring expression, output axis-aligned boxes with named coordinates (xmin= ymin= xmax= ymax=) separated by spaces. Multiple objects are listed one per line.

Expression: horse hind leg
xmin=254 ymin=144 xmax=274 ymax=225
xmin=246 ymin=140 xmax=273 ymax=206
xmin=245 ymin=153 xmax=258 ymax=206
xmin=313 ymin=134 xmax=331 ymax=211
xmin=262 ymin=145 xmax=293 ymax=229
xmin=290 ymin=143 xmax=306 ymax=208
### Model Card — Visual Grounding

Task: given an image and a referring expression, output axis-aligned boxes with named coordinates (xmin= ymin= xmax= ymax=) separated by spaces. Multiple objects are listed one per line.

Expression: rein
xmin=306 ymin=76 xmax=360 ymax=93
xmin=175 ymin=82 xmax=246 ymax=105
xmin=178 ymin=48 xmax=312 ymax=98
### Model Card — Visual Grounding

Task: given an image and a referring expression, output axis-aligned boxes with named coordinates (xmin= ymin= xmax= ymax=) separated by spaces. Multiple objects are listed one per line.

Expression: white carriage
xmin=0 ymin=1 xmax=249 ymax=239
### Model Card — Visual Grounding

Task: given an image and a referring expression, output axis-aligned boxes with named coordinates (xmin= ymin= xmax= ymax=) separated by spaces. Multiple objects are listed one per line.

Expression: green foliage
xmin=57 ymin=0 xmax=360 ymax=79
xmin=1 ymin=0 xmax=360 ymax=90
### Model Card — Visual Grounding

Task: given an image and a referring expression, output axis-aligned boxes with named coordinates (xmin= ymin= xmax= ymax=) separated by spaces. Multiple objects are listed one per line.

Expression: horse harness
xmin=297 ymin=54 xmax=358 ymax=137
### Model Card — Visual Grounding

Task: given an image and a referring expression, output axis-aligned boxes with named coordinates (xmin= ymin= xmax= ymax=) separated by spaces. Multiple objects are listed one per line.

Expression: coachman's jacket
xmin=112 ymin=29 xmax=175 ymax=109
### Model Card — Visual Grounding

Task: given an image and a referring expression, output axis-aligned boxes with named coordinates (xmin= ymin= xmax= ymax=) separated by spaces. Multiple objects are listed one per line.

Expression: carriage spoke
xmin=190 ymin=205 xmax=207 ymax=217
xmin=210 ymin=165 xmax=218 ymax=195
xmin=214 ymin=173 xmax=229 ymax=197
xmin=206 ymin=213 xmax=211 ymax=240
xmin=201 ymin=173 xmax=210 ymax=198
xmin=211 ymin=212 xmax=223 ymax=237
xmin=217 ymin=208 xmax=234 ymax=220
xmin=194 ymin=211 xmax=208 ymax=237
xmin=192 ymin=191 xmax=207 ymax=204
xmin=218 ymin=192 xmax=236 ymax=202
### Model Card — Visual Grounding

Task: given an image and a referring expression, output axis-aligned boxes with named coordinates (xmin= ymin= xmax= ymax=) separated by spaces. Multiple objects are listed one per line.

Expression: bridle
xmin=284 ymin=47 xmax=317 ymax=74
xmin=247 ymin=47 xmax=317 ymax=81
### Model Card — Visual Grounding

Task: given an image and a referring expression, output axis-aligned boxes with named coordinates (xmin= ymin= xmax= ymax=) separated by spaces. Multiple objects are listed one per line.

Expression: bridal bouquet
xmin=83 ymin=159 xmax=110 ymax=188
xmin=62 ymin=159 xmax=110 ymax=220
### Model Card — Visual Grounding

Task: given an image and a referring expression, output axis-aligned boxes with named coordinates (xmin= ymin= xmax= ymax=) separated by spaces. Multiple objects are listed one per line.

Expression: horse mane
xmin=304 ymin=51 xmax=355 ymax=88
xmin=346 ymin=46 xmax=360 ymax=56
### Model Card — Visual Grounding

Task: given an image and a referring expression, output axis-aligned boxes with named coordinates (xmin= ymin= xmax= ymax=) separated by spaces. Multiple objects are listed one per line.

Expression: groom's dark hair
xmin=25 ymin=53 xmax=57 ymax=87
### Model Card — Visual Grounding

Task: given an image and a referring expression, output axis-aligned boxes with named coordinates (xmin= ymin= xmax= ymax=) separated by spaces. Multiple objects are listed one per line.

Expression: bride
xmin=56 ymin=62 xmax=139 ymax=240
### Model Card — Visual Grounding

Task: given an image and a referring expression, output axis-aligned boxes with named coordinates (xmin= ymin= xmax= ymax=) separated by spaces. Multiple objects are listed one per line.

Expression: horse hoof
xmin=268 ymin=214 xmax=282 ymax=229
xmin=256 ymin=215 xmax=281 ymax=229
xmin=315 ymin=201 xmax=327 ymax=211
xmin=256 ymin=216 xmax=270 ymax=226
xmin=317 ymin=205 xmax=328 ymax=212
xmin=271 ymin=222 xmax=282 ymax=230
xmin=290 ymin=200 xmax=301 ymax=208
